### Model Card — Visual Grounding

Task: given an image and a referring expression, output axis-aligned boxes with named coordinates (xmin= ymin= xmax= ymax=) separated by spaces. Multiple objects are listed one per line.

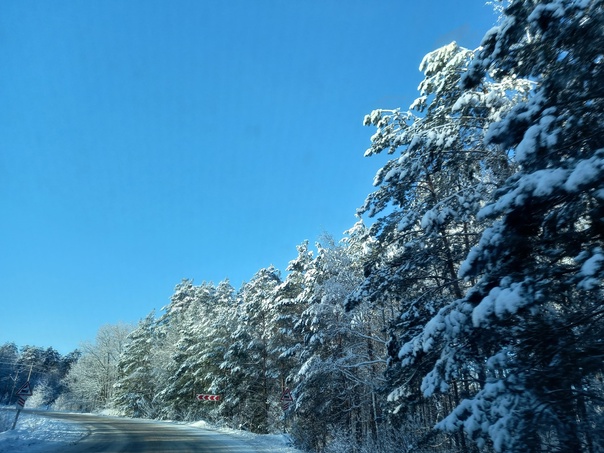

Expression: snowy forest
xmin=2 ymin=1 xmax=603 ymax=452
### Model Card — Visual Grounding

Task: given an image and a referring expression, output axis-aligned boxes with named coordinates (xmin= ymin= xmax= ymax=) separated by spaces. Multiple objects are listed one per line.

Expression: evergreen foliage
xmin=420 ymin=1 xmax=604 ymax=451
xmin=0 ymin=342 xmax=77 ymax=409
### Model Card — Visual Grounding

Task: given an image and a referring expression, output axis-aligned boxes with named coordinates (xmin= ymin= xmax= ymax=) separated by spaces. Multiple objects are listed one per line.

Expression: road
xmin=34 ymin=411 xmax=257 ymax=453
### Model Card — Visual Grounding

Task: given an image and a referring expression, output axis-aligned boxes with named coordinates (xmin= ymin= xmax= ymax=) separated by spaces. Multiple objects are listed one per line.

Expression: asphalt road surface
xmin=36 ymin=411 xmax=257 ymax=453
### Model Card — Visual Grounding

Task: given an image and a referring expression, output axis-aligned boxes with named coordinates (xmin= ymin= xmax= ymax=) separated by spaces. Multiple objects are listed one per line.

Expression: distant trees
xmin=112 ymin=279 xmax=241 ymax=422
xmin=0 ymin=343 xmax=20 ymax=404
xmin=112 ymin=311 xmax=157 ymax=417
xmin=153 ymin=280 xmax=223 ymax=420
xmin=108 ymin=231 xmax=393 ymax=450
xmin=0 ymin=342 xmax=76 ymax=408
xmin=290 ymin=229 xmax=390 ymax=452
xmin=58 ymin=323 xmax=133 ymax=411
xmin=218 ymin=267 xmax=282 ymax=433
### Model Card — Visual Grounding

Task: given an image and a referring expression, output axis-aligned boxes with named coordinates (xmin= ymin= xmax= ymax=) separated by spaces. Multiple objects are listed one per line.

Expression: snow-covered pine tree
xmin=219 ymin=266 xmax=282 ymax=433
xmin=154 ymin=280 xmax=218 ymax=420
xmin=195 ymin=279 xmax=237 ymax=422
xmin=174 ymin=280 xmax=237 ymax=422
xmin=407 ymin=1 xmax=604 ymax=451
xmin=292 ymin=231 xmax=385 ymax=452
xmin=292 ymin=238 xmax=358 ymax=452
xmin=352 ymin=40 xmax=530 ymax=450
xmin=112 ymin=311 xmax=158 ymax=417
xmin=270 ymin=241 xmax=315 ymax=396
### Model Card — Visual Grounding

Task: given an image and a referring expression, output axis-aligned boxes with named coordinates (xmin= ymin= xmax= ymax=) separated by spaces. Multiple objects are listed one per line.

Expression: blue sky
xmin=1 ymin=1 xmax=498 ymax=354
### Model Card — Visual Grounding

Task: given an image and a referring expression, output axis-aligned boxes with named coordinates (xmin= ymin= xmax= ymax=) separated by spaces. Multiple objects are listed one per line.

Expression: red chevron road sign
xmin=196 ymin=394 xmax=221 ymax=401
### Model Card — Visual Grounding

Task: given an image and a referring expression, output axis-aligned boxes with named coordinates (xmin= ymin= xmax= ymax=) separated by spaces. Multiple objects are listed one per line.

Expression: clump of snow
xmin=528 ymin=0 xmax=568 ymax=25
xmin=436 ymin=379 xmax=519 ymax=453
xmin=564 ymin=151 xmax=604 ymax=192
xmin=472 ymin=278 xmax=530 ymax=327
xmin=576 ymin=247 xmax=604 ymax=290
xmin=514 ymin=112 xmax=558 ymax=163
xmin=458 ymin=221 xmax=505 ymax=278
xmin=478 ymin=149 xmax=604 ymax=222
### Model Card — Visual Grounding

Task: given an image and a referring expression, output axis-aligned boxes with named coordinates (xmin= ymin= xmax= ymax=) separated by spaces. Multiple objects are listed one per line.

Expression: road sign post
xmin=280 ymin=387 xmax=294 ymax=411
xmin=280 ymin=387 xmax=294 ymax=433
xmin=12 ymin=380 xmax=34 ymax=430
xmin=11 ymin=409 xmax=22 ymax=430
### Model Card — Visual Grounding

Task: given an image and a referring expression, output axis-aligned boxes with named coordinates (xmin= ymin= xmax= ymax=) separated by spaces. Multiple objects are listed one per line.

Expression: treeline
xmin=16 ymin=1 xmax=604 ymax=452
xmin=109 ymin=233 xmax=393 ymax=451
xmin=0 ymin=343 xmax=78 ymax=409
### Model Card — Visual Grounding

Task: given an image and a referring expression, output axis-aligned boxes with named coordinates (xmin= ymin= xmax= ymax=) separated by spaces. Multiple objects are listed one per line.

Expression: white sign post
xmin=280 ymin=387 xmax=294 ymax=433
xmin=280 ymin=387 xmax=294 ymax=411
xmin=12 ymin=367 xmax=34 ymax=430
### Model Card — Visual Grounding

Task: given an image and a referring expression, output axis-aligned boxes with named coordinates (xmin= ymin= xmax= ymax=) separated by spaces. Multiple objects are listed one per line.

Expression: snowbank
xmin=0 ymin=409 xmax=86 ymax=452
xmin=189 ymin=420 xmax=301 ymax=453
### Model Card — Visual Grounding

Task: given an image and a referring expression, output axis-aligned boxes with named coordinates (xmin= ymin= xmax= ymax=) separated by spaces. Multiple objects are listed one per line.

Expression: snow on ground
xmin=0 ymin=409 xmax=86 ymax=453
xmin=0 ymin=408 xmax=304 ymax=453
xmin=188 ymin=420 xmax=301 ymax=453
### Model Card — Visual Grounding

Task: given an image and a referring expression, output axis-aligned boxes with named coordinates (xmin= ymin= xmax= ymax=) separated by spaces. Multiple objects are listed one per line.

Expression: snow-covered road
xmin=0 ymin=409 xmax=303 ymax=453
xmin=42 ymin=411 xmax=256 ymax=452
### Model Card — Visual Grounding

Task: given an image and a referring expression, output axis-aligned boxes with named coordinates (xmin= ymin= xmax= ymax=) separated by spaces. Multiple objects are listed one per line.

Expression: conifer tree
xmin=354 ymin=40 xmax=530 ymax=449
xmin=113 ymin=311 xmax=158 ymax=417
xmin=219 ymin=267 xmax=282 ymax=433
xmin=406 ymin=1 xmax=604 ymax=451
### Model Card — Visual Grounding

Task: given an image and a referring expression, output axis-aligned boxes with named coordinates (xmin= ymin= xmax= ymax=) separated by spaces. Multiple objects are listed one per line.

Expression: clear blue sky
xmin=1 ymin=1 xmax=497 ymax=354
